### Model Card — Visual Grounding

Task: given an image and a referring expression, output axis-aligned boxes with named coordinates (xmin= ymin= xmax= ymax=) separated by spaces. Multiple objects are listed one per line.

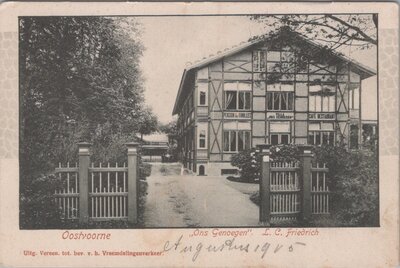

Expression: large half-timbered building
xmin=172 ymin=29 xmax=376 ymax=176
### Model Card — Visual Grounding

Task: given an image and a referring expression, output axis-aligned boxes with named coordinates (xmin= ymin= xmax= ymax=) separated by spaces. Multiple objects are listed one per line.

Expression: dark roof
xmin=172 ymin=30 xmax=376 ymax=115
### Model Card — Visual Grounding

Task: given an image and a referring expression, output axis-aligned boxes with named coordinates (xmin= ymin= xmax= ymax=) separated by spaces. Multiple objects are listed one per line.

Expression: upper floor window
xmin=266 ymin=83 xmax=295 ymax=111
xmin=199 ymin=130 xmax=206 ymax=148
xmin=309 ymin=84 xmax=335 ymax=112
xmin=224 ymin=82 xmax=251 ymax=111
xmin=267 ymin=92 xmax=294 ymax=111
xmin=253 ymin=50 xmax=266 ymax=72
xmin=225 ymin=91 xmax=251 ymax=110
xmin=198 ymin=82 xmax=208 ymax=106
xmin=199 ymin=91 xmax=206 ymax=105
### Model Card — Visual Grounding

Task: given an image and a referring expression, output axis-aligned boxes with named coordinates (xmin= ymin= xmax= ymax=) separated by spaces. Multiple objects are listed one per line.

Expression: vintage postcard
xmin=0 ymin=1 xmax=399 ymax=267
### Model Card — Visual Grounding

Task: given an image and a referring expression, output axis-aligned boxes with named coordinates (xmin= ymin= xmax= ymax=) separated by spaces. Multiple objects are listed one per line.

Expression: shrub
xmin=139 ymin=162 xmax=152 ymax=179
xmin=230 ymin=144 xmax=302 ymax=182
xmin=20 ymin=174 xmax=64 ymax=229
xmin=270 ymin=144 xmax=302 ymax=163
xmin=232 ymin=144 xmax=379 ymax=227
xmin=314 ymin=145 xmax=379 ymax=226
xmin=231 ymin=149 xmax=259 ymax=182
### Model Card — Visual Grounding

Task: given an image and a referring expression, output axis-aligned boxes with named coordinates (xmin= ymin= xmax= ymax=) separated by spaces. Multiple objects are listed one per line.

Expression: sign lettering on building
xmin=224 ymin=112 xmax=251 ymax=119
xmin=309 ymin=113 xmax=335 ymax=120
xmin=267 ymin=112 xmax=294 ymax=120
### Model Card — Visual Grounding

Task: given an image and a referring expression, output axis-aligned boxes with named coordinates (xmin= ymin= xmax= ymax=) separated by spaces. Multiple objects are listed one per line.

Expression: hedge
xmin=232 ymin=144 xmax=379 ymax=227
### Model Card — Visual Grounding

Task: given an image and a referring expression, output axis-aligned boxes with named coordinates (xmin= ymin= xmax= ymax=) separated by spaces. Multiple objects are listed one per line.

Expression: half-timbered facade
xmin=172 ymin=29 xmax=376 ymax=176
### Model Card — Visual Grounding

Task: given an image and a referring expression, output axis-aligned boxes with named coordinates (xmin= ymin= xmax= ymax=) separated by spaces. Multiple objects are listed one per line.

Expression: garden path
xmin=142 ymin=163 xmax=259 ymax=227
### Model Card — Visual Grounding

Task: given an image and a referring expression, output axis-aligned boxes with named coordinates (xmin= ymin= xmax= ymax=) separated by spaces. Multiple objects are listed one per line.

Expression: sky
xmin=136 ymin=16 xmax=377 ymax=124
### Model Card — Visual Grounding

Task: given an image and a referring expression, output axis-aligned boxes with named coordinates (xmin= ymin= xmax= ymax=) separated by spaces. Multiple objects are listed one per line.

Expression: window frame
xmin=223 ymin=130 xmax=251 ymax=152
xmin=308 ymin=122 xmax=335 ymax=145
xmin=308 ymin=131 xmax=335 ymax=145
xmin=199 ymin=90 xmax=207 ymax=106
xmin=198 ymin=83 xmax=208 ymax=106
xmin=267 ymin=91 xmax=294 ymax=111
xmin=225 ymin=91 xmax=251 ymax=111
xmin=270 ymin=133 xmax=291 ymax=145
xmin=253 ymin=50 xmax=266 ymax=72
xmin=308 ymin=83 xmax=336 ymax=112
xmin=198 ymin=129 xmax=206 ymax=149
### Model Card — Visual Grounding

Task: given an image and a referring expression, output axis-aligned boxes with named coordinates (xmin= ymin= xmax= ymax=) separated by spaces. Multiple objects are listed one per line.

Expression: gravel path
xmin=143 ymin=163 xmax=259 ymax=227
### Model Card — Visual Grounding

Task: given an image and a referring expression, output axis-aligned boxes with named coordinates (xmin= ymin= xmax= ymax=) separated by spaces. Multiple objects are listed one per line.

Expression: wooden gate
xmin=88 ymin=163 xmax=128 ymax=219
xmin=54 ymin=142 xmax=139 ymax=223
xmin=258 ymin=144 xmax=330 ymax=225
xmin=269 ymin=161 xmax=301 ymax=224
xmin=311 ymin=163 xmax=330 ymax=214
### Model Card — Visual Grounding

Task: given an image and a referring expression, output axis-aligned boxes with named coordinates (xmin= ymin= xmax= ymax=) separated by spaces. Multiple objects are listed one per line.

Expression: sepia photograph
xmin=19 ymin=13 xmax=379 ymax=230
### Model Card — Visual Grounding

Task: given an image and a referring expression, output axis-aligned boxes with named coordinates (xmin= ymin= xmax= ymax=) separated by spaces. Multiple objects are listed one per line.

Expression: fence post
xmin=300 ymin=145 xmax=313 ymax=224
xmin=78 ymin=142 xmax=91 ymax=223
xmin=257 ymin=144 xmax=272 ymax=225
xmin=126 ymin=142 xmax=139 ymax=224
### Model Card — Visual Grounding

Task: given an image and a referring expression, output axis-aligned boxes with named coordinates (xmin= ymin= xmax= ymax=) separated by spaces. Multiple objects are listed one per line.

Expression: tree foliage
xmin=20 ymin=17 xmax=157 ymax=176
xmin=251 ymin=14 xmax=377 ymax=50
xmin=159 ymin=119 xmax=179 ymax=161
xmin=19 ymin=17 xmax=158 ymax=228
xmin=231 ymin=144 xmax=302 ymax=183
xmin=159 ymin=119 xmax=179 ymax=141
xmin=136 ymin=106 xmax=159 ymax=139
xmin=231 ymin=149 xmax=259 ymax=182
xmin=313 ymin=145 xmax=379 ymax=226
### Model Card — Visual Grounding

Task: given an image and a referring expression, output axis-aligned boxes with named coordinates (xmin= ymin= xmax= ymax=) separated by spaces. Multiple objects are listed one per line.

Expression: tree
xmin=136 ymin=106 xmax=159 ymax=140
xmin=251 ymin=14 xmax=377 ymax=50
xmin=19 ymin=16 xmax=151 ymax=177
xmin=159 ymin=119 xmax=179 ymax=161
xmin=19 ymin=17 xmax=160 ymax=228
xmin=159 ymin=119 xmax=179 ymax=143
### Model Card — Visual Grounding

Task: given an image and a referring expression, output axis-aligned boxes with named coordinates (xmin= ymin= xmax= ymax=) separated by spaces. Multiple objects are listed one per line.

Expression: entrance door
xmin=199 ymin=165 xmax=205 ymax=176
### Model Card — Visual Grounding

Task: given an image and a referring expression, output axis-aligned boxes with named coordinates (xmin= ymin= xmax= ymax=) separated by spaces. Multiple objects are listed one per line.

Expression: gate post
xmin=126 ymin=142 xmax=139 ymax=224
xmin=300 ymin=145 xmax=313 ymax=224
xmin=78 ymin=142 xmax=91 ymax=223
xmin=257 ymin=144 xmax=272 ymax=225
